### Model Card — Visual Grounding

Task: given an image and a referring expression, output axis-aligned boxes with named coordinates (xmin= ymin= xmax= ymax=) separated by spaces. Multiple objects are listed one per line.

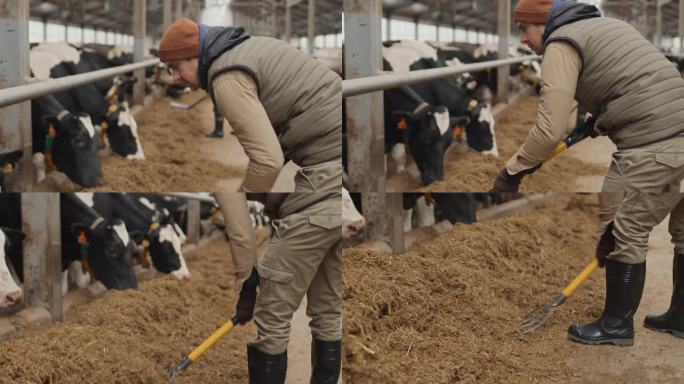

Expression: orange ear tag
xmin=48 ymin=124 xmax=57 ymax=138
xmin=77 ymin=231 xmax=88 ymax=245
xmin=397 ymin=117 xmax=408 ymax=130
xmin=453 ymin=126 xmax=464 ymax=140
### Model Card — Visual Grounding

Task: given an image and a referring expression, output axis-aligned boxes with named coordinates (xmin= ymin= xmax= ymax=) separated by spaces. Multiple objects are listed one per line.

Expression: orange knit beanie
xmin=159 ymin=18 xmax=200 ymax=62
xmin=514 ymin=0 xmax=553 ymax=24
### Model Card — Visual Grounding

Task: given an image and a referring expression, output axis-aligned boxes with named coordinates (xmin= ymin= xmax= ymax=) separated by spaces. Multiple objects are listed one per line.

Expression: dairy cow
xmin=88 ymin=193 xmax=190 ymax=279
xmin=61 ymin=193 xmax=138 ymax=291
xmin=402 ymin=193 xmax=478 ymax=232
xmin=30 ymin=43 xmax=144 ymax=160
xmin=342 ymin=187 xmax=365 ymax=238
xmin=31 ymin=94 xmax=104 ymax=187
xmin=384 ymin=40 xmax=498 ymax=157
xmin=0 ymin=227 xmax=23 ymax=309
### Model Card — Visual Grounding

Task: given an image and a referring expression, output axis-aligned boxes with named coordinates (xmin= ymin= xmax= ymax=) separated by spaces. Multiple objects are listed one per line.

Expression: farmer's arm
xmin=505 ymin=42 xmax=581 ymax=175
xmin=213 ymin=70 xmax=284 ymax=192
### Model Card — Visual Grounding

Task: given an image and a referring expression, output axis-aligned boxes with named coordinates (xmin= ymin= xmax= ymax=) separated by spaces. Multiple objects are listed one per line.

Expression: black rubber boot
xmin=206 ymin=127 xmax=223 ymax=138
xmin=310 ymin=339 xmax=341 ymax=384
xmin=247 ymin=345 xmax=287 ymax=384
xmin=568 ymin=259 xmax=646 ymax=346
xmin=644 ymin=253 xmax=684 ymax=339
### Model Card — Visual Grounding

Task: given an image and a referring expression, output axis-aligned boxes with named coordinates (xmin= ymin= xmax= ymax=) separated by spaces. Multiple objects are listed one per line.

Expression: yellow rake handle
xmin=561 ymin=259 xmax=599 ymax=297
xmin=544 ymin=142 xmax=568 ymax=162
xmin=188 ymin=316 xmax=239 ymax=361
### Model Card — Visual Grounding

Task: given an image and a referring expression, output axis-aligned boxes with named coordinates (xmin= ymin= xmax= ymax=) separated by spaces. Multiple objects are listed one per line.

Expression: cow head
xmin=71 ymin=219 xmax=138 ymax=290
xmin=146 ymin=220 xmax=190 ymax=279
xmin=392 ymin=105 xmax=454 ymax=186
xmin=463 ymin=100 xmax=498 ymax=156
xmin=342 ymin=188 xmax=365 ymax=238
xmin=103 ymin=102 xmax=145 ymax=160
xmin=0 ymin=228 xmax=24 ymax=309
xmin=45 ymin=112 xmax=103 ymax=187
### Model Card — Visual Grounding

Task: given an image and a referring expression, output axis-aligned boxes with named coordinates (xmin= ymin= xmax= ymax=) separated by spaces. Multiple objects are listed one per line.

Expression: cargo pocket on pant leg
xmin=655 ymin=153 xmax=684 ymax=191
xmin=309 ymin=214 xmax=342 ymax=231
xmin=256 ymin=264 xmax=295 ymax=306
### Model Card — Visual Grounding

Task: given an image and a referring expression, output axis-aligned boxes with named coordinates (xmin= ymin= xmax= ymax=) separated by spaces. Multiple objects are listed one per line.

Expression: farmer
xmin=215 ymin=192 xmax=342 ymax=383
xmin=159 ymin=18 xmax=341 ymax=193
xmin=493 ymin=0 xmax=684 ymax=346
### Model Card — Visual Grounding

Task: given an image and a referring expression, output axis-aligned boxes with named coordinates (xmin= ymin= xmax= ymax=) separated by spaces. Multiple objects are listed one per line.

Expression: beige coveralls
xmin=507 ymin=42 xmax=684 ymax=264
xmin=216 ymin=190 xmax=342 ymax=355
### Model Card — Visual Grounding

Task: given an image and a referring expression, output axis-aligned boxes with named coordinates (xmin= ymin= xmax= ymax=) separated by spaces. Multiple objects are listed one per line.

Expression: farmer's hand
xmin=235 ymin=267 xmax=259 ymax=324
xmin=491 ymin=164 xmax=542 ymax=193
xmin=596 ymin=221 xmax=615 ymax=268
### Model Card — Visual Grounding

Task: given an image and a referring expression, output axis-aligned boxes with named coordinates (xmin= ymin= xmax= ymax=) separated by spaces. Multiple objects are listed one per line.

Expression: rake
xmin=167 ymin=315 xmax=241 ymax=382
xmin=521 ymin=258 xmax=599 ymax=334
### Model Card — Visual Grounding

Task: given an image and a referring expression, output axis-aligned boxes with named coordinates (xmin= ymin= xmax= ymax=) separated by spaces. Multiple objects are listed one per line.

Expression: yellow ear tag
xmin=2 ymin=163 xmax=13 ymax=173
xmin=397 ymin=117 xmax=408 ymax=130
xmin=107 ymin=104 xmax=119 ymax=116
xmin=468 ymin=99 xmax=478 ymax=110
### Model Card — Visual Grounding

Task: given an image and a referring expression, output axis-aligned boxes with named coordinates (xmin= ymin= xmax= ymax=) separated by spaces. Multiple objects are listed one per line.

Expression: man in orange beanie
xmin=492 ymin=1 xmax=684 ymax=348
xmin=159 ymin=18 xmax=343 ymax=384
xmin=159 ymin=18 xmax=341 ymax=194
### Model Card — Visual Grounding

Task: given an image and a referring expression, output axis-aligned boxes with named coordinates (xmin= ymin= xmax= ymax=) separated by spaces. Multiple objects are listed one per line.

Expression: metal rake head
xmin=521 ymin=303 xmax=554 ymax=334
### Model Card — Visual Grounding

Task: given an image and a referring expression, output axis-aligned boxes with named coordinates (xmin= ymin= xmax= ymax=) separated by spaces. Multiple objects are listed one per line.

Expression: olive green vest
xmin=207 ymin=37 xmax=341 ymax=165
xmin=547 ymin=17 xmax=684 ymax=149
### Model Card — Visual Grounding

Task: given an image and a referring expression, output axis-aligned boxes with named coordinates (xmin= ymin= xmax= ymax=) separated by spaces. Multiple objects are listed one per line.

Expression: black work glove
xmin=491 ymin=164 xmax=541 ymax=193
xmin=235 ymin=267 xmax=259 ymax=324
xmin=596 ymin=221 xmax=615 ymax=268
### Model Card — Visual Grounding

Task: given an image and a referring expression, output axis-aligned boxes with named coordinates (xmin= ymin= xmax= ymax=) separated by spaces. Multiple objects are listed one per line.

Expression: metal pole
xmin=0 ymin=59 xmax=159 ymax=109
xmin=285 ymin=3 xmax=291 ymax=42
xmin=681 ymin=0 xmax=684 ymax=54
xmin=133 ymin=0 xmax=146 ymax=106
xmin=308 ymin=0 xmax=316 ymax=54
xmin=452 ymin=24 xmax=456 ymax=42
xmin=81 ymin=23 xmax=85 ymax=44
xmin=0 ymin=0 xmax=32 ymax=191
xmin=175 ymin=0 xmax=183 ymax=21
xmin=656 ymin=3 xmax=662 ymax=47
xmin=386 ymin=13 xmax=391 ymax=41
xmin=388 ymin=193 xmax=405 ymax=254
xmin=186 ymin=200 xmax=200 ymax=244
xmin=342 ymin=55 xmax=537 ymax=97
xmin=414 ymin=17 xmax=419 ymax=40
xmin=21 ymin=193 xmax=62 ymax=322
xmin=46 ymin=193 xmax=62 ymax=322
xmin=42 ymin=16 xmax=47 ymax=42
xmin=436 ymin=23 xmax=440 ymax=42
xmin=343 ymin=0 xmax=384 ymax=192
xmin=163 ymin=0 xmax=172 ymax=33
xmin=497 ymin=0 xmax=511 ymax=104
xmin=64 ymin=21 xmax=68 ymax=42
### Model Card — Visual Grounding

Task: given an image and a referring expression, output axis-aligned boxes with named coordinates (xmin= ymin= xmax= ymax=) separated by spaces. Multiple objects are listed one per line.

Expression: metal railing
xmin=342 ymin=55 xmax=539 ymax=97
xmin=164 ymin=192 xmax=217 ymax=204
xmin=0 ymin=59 xmax=160 ymax=109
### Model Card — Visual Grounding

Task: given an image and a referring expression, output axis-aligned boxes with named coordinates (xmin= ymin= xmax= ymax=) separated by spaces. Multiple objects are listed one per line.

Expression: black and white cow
xmin=31 ymin=94 xmax=104 ymax=187
xmin=0 ymin=227 xmax=22 ymax=309
xmin=402 ymin=193 xmax=477 ymax=232
xmin=0 ymin=226 xmax=23 ymax=309
xmin=384 ymin=40 xmax=498 ymax=157
xmin=382 ymin=41 xmax=496 ymax=186
xmin=30 ymin=43 xmax=144 ymax=160
xmin=61 ymin=193 xmax=138 ymax=291
xmin=87 ymin=193 xmax=190 ymax=279
xmin=342 ymin=187 xmax=365 ymax=238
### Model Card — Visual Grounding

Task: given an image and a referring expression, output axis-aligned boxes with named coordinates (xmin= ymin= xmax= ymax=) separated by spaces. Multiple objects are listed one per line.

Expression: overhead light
xmin=35 ymin=1 xmax=59 ymax=15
